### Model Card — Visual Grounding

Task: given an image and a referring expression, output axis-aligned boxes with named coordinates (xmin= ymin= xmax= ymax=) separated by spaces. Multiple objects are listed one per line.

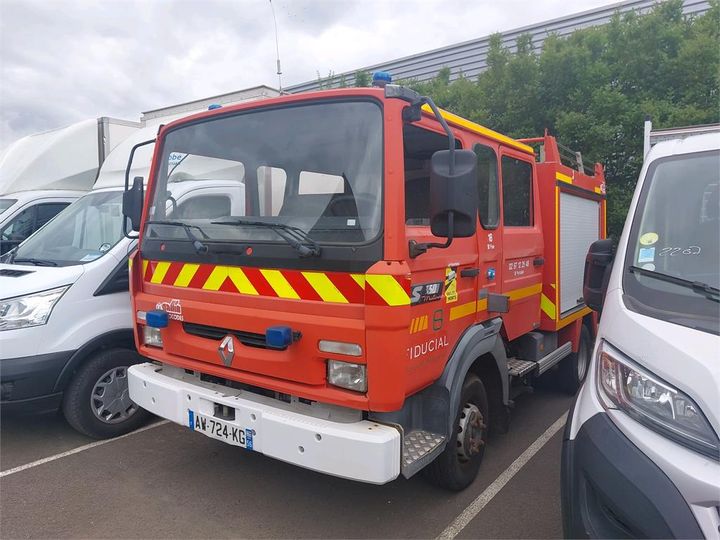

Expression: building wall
xmin=286 ymin=0 xmax=710 ymax=92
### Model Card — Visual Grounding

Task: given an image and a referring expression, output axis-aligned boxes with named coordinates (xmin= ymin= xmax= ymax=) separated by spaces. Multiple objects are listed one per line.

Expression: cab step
xmin=508 ymin=342 xmax=573 ymax=378
xmin=401 ymin=430 xmax=446 ymax=479
xmin=507 ymin=358 xmax=537 ymax=377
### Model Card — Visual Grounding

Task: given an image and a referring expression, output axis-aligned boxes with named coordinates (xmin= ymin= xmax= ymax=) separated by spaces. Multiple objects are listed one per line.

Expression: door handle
xmin=533 ymin=257 xmax=545 ymax=267
xmin=460 ymin=268 xmax=480 ymax=278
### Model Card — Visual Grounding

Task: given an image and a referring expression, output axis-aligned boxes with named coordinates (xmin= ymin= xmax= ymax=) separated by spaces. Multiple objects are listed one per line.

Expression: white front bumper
xmin=128 ymin=362 xmax=401 ymax=484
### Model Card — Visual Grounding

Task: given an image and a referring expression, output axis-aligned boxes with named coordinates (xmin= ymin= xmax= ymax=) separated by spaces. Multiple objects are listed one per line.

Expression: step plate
xmin=402 ymin=430 xmax=445 ymax=469
xmin=507 ymin=358 xmax=538 ymax=377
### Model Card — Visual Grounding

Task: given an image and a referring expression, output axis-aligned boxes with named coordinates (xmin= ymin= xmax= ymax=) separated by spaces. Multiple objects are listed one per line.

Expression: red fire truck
xmin=122 ymin=78 xmax=606 ymax=490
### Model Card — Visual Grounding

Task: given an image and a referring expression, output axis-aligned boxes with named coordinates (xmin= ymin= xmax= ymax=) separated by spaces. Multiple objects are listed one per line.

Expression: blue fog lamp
xmin=208 ymin=103 xmax=222 ymax=110
xmin=146 ymin=309 xmax=169 ymax=328
xmin=372 ymin=71 xmax=392 ymax=88
xmin=266 ymin=326 xmax=293 ymax=349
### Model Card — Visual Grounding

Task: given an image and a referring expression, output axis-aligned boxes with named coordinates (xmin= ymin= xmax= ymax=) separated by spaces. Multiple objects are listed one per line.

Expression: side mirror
xmin=122 ymin=176 xmax=144 ymax=236
xmin=583 ymin=238 xmax=614 ymax=312
xmin=430 ymin=149 xmax=479 ymax=238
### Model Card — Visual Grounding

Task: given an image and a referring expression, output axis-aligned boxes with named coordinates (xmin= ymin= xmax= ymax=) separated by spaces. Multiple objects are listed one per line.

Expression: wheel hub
xmin=456 ymin=402 xmax=486 ymax=462
xmin=91 ymin=367 xmax=137 ymax=424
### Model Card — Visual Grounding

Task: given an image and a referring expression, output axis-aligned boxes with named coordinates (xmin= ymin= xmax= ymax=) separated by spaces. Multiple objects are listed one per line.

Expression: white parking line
xmin=437 ymin=412 xmax=568 ymax=540
xmin=0 ymin=420 xmax=170 ymax=478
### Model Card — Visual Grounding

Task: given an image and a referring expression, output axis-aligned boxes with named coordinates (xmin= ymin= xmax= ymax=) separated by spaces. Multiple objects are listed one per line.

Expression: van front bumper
xmin=0 ymin=350 xmax=74 ymax=410
xmin=128 ymin=362 xmax=402 ymax=484
xmin=562 ymin=409 xmax=709 ymax=538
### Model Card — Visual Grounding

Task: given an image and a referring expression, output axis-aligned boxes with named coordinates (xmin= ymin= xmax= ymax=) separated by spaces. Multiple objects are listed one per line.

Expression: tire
xmin=558 ymin=325 xmax=592 ymax=395
xmin=62 ymin=348 xmax=150 ymax=438
xmin=424 ymin=373 xmax=489 ymax=491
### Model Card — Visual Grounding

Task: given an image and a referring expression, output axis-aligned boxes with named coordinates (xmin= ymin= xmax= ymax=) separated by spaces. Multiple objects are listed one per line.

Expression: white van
xmin=561 ymin=126 xmax=720 ymax=538
xmin=0 ymin=125 xmax=246 ymax=437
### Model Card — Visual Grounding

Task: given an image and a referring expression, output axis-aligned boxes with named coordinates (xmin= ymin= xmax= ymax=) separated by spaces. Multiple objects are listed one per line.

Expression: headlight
xmin=0 ymin=286 xmax=69 ymax=331
xmin=596 ymin=340 xmax=719 ymax=459
xmin=327 ymin=359 xmax=367 ymax=392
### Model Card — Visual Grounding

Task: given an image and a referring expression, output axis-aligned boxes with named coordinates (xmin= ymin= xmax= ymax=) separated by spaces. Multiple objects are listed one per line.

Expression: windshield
xmin=145 ymin=100 xmax=383 ymax=252
xmin=12 ymin=190 xmax=124 ymax=266
xmin=624 ymin=150 xmax=720 ymax=334
xmin=0 ymin=199 xmax=17 ymax=215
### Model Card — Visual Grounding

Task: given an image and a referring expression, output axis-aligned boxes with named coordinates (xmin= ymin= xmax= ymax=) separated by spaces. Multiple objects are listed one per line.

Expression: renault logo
xmin=218 ymin=335 xmax=235 ymax=367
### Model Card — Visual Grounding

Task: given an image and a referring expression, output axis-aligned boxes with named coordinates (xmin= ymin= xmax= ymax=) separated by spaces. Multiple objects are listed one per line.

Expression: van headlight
xmin=596 ymin=340 xmax=719 ymax=459
xmin=0 ymin=286 xmax=69 ymax=331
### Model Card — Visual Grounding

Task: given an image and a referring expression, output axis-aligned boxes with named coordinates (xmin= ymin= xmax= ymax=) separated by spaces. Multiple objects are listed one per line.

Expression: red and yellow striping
xmin=139 ymin=259 xmax=411 ymax=307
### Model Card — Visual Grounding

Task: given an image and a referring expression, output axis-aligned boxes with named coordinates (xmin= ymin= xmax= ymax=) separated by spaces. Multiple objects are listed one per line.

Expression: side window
xmin=403 ymin=124 xmax=459 ymax=226
xmin=176 ymin=195 xmax=231 ymax=220
xmin=501 ymin=156 xmax=533 ymax=227
xmin=36 ymin=203 xmax=70 ymax=228
xmin=474 ymin=144 xmax=499 ymax=229
xmin=257 ymin=166 xmax=287 ymax=216
xmin=1 ymin=207 xmax=36 ymax=241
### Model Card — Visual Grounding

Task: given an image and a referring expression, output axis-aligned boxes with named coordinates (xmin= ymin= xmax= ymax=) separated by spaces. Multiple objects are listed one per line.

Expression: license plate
xmin=188 ymin=410 xmax=253 ymax=450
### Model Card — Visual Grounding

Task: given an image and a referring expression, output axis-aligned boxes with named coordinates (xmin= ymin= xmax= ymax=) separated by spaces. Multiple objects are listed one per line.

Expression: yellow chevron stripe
xmin=174 ymin=263 xmax=199 ymax=287
xmin=541 ymin=293 xmax=556 ymax=320
xmin=203 ymin=266 xmax=229 ymax=291
xmin=261 ymin=269 xmax=300 ymax=299
xmin=142 ymin=259 xmax=148 ymax=277
xmin=506 ymin=283 xmax=542 ymax=301
xmin=150 ymin=261 xmax=171 ymax=284
xmin=366 ymin=275 xmax=410 ymax=306
xmin=556 ymin=172 xmax=573 ymax=184
xmin=302 ymin=272 xmax=348 ymax=303
xmin=411 ymin=317 xmax=419 ymax=333
xmin=450 ymin=301 xmax=477 ymax=321
xmin=228 ymin=267 xmax=258 ymax=295
xmin=350 ymin=274 xmax=366 ymax=289
xmin=422 ymin=316 xmax=429 ymax=331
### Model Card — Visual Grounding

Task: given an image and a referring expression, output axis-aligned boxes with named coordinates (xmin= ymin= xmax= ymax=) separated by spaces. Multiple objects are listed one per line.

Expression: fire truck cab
xmin=123 ymin=81 xmax=606 ymax=490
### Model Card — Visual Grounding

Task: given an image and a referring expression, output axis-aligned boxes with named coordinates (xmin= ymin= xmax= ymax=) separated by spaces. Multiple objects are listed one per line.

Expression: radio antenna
xmin=269 ymin=0 xmax=283 ymax=92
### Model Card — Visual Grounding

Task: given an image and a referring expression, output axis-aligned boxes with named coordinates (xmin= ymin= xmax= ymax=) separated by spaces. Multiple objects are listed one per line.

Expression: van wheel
xmin=62 ymin=348 xmax=150 ymax=439
xmin=424 ymin=373 xmax=489 ymax=491
xmin=559 ymin=325 xmax=592 ymax=395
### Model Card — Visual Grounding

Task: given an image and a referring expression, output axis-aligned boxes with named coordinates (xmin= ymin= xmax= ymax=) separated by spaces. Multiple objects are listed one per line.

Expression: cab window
xmin=502 ymin=156 xmax=533 ymax=226
xmin=475 ymin=144 xmax=499 ymax=229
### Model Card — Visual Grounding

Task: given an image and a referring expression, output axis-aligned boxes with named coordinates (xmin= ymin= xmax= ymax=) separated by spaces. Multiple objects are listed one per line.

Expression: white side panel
xmin=559 ymin=192 xmax=600 ymax=314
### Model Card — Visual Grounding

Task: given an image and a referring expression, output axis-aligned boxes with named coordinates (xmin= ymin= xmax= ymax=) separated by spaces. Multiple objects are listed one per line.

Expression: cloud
xmin=0 ymin=0 xmax=615 ymax=148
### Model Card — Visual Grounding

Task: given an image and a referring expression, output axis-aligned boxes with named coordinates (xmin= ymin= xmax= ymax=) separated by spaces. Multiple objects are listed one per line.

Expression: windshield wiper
xmin=629 ymin=265 xmax=719 ymax=302
xmin=145 ymin=220 xmax=209 ymax=254
xmin=13 ymin=257 xmax=58 ymax=267
xmin=210 ymin=219 xmax=321 ymax=258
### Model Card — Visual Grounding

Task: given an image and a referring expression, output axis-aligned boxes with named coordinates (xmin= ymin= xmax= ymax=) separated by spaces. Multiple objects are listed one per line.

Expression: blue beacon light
xmin=146 ymin=310 xmax=169 ymax=328
xmin=265 ymin=326 xmax=293 ymax=349
xmin=372 ymin=71 xmax=392 ymax=87
xmin=208 ymin=103 xmax=222 ymax=110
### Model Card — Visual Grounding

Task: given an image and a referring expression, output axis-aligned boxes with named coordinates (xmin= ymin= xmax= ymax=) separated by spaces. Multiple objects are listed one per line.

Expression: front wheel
xmin=62 ymin=348 xmax=150 ymax=438
xmin=558 ymin=325 xmax=592 ymax=395
xmin=424 ymin=373 xmax=489 ymax=491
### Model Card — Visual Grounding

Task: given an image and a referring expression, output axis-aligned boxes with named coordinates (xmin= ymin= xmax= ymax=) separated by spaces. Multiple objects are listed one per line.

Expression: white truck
xmin=0 ymin=86 xmax=277 ymax=437
xmin=562 ymin=121 xmax=720 ymax=538
xmin=0 ymin=117 xmax=141 ymax=254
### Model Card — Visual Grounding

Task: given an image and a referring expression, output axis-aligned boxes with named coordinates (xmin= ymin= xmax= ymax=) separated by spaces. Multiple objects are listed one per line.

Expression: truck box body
xmin=126 ymin=86 xmax=606 ymax=486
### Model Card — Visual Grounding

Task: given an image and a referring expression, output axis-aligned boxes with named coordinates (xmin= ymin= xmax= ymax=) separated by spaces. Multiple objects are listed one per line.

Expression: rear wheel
xmin=559 ymin=325 xmax=592 ymax=394
xmin=62 ymin=348 xmax=150 ymax=438
xmin=424 ymin=373 xmax=489 ymax=491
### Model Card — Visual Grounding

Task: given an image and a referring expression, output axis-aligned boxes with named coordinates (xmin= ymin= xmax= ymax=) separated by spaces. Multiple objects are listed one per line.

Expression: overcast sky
xmin=0 ymin=0 xmax=618 ymax=148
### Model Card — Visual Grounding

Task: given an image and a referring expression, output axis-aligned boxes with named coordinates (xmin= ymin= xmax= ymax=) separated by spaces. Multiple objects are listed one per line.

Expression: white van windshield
xmin=12 ymin=190 xmax=124 ymax=266
xmin=624 ymin=150 xmax=719 ymax=334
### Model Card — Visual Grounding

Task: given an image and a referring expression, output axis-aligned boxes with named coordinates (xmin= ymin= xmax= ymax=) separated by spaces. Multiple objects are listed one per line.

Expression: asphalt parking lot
xmin=1 ymin=385 xmax=573 ymax=539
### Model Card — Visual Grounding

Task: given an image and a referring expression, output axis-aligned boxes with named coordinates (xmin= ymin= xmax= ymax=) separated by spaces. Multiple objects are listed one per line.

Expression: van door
xmin=498 ymin=153 xmax=543 ymax=340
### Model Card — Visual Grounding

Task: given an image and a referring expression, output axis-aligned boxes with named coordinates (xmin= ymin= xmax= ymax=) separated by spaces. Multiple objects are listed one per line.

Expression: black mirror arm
xmin=409 ymin=212 xmax=455 ymax=258
xmin=420 ymin=96 xmax=455 ymax=175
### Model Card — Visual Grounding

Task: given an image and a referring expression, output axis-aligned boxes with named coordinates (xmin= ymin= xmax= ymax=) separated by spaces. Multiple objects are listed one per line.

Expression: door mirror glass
xmin=429 ymin=149 xmax=478 ymax=238
xmin=122 ymin=176 xmax=144 ymax=234
xmin=583 ymin=238 xmax=614 ymax=312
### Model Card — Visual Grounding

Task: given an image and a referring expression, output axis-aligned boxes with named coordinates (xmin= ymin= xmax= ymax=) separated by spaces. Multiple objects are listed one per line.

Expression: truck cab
xmin=562 ymin=125 xmax=720 ymax=537
xmin=125 ymin=82 xmax=606 ymax=489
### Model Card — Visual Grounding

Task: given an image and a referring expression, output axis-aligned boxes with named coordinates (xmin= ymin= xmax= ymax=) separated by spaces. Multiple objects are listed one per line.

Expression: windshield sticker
xmin=444 ymin=267 xmax=458 ymax=303
xmin=639 ymin=232 xmax=659 ymax=246
xmin=80 ymin=253 xmax=102 ymax=262
xmin=638 ymin=247 xmax=656 ymax=263
xmin=411 ymin=281 xmax=444 ymax=305
xmin=642 ymin=263 xmax=656 ymax=271
xmin=156 ymin=299 xmax=183 ymax=321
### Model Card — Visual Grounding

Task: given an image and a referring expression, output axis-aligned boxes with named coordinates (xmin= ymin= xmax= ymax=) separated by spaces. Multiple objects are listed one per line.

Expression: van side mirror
xmin=409 ymin=149 xmax=478 ymax=258
xmin=122 ymin=176 xmax=144 ymax=236
xmin=583 ymin=238 xmax=614 ymax=312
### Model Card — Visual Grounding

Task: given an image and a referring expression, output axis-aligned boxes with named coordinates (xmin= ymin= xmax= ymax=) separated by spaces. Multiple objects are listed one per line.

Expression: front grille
xmin=183 ymin=321 xmax=280 ymax=350
xmin=0 ymin=269 xmax=33 ymax=277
